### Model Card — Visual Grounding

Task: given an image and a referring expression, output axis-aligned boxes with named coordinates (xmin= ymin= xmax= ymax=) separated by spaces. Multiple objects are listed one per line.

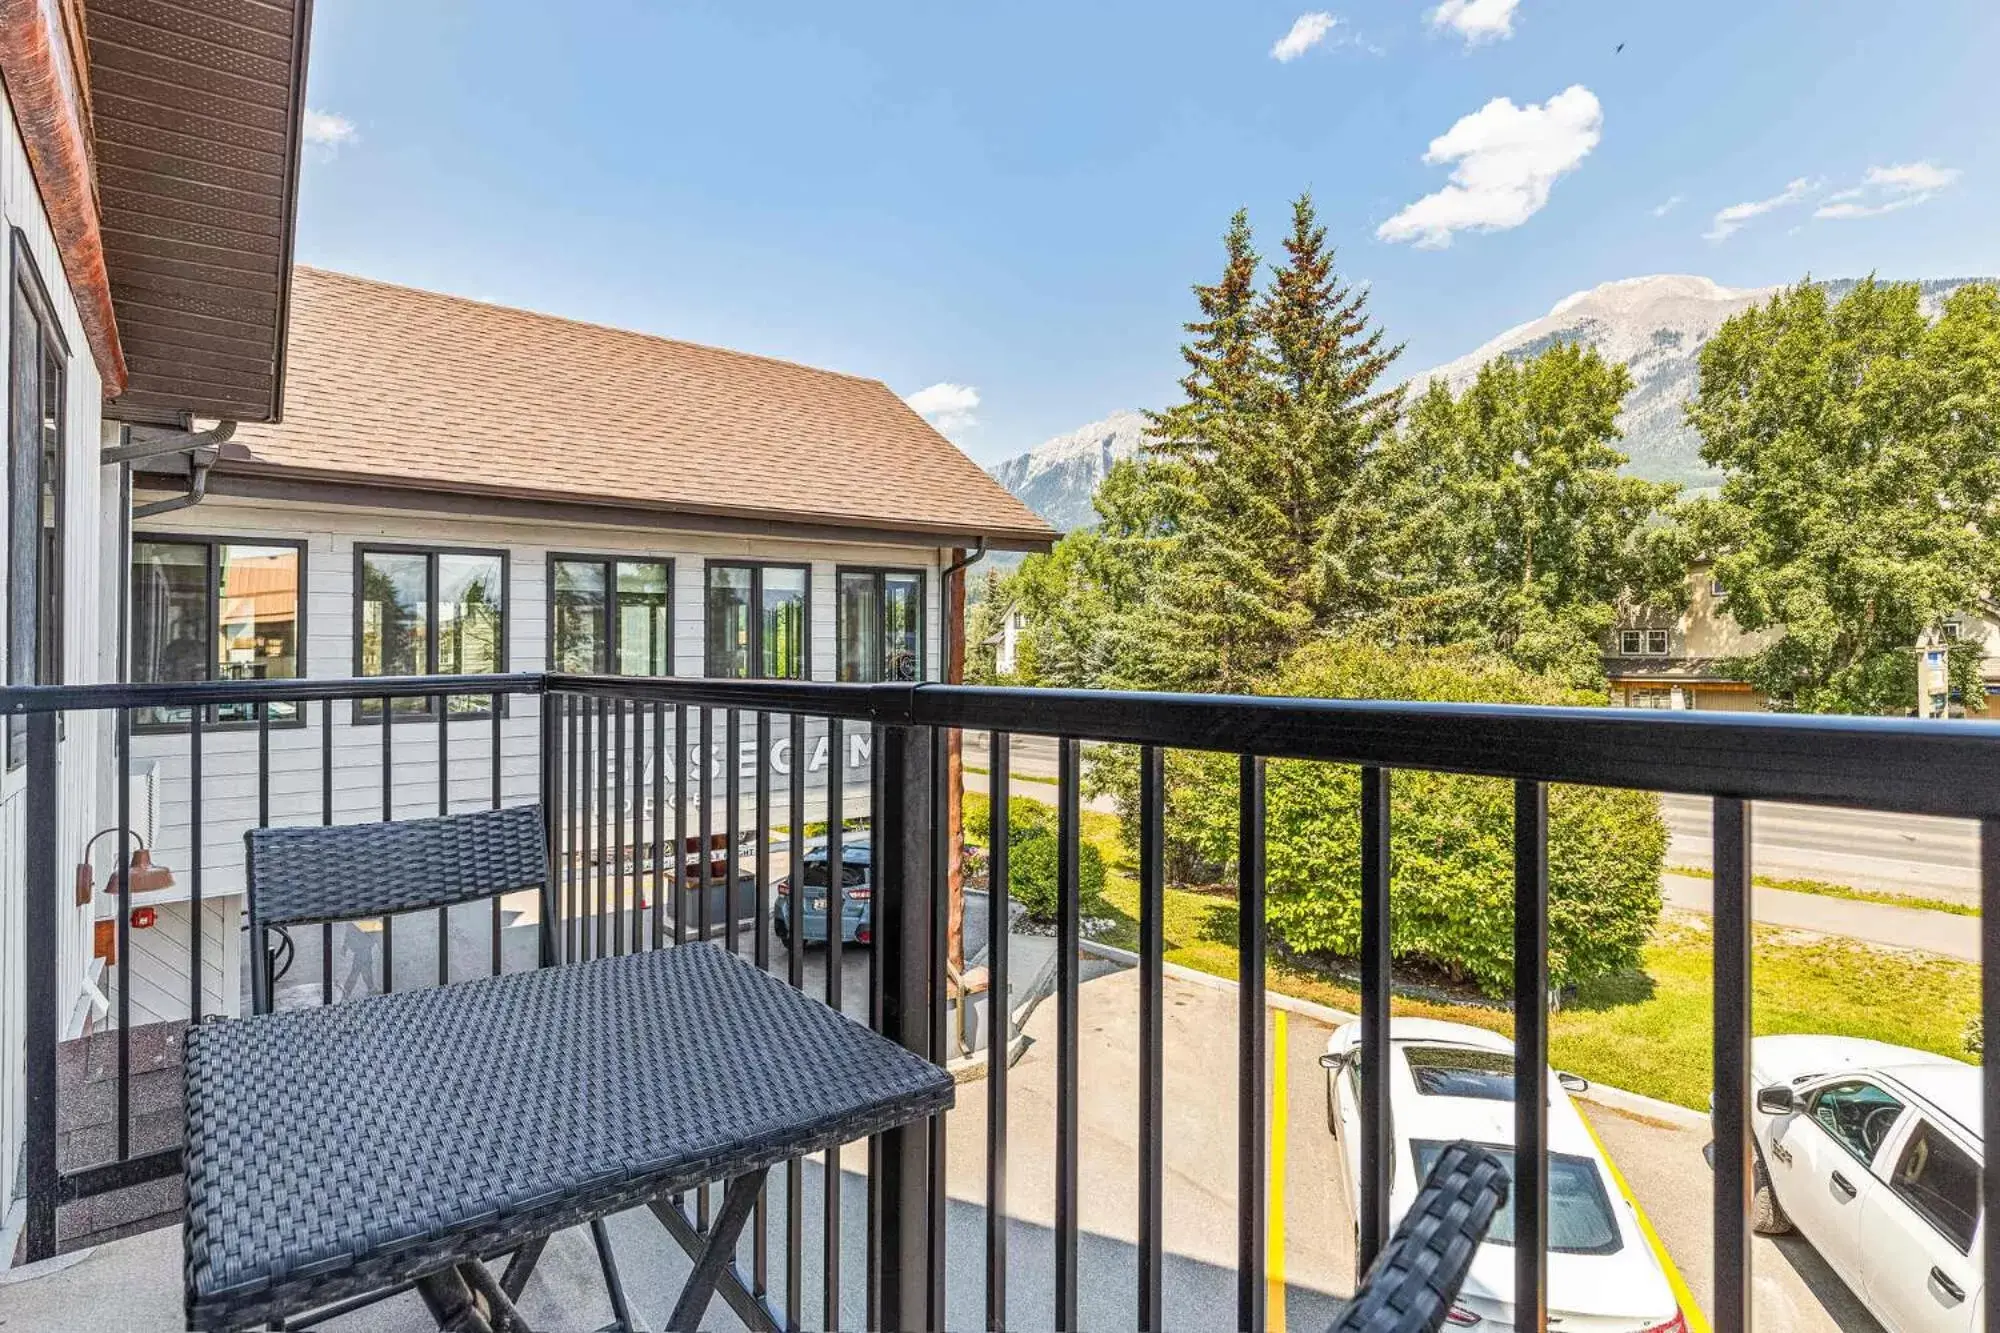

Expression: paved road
xmin=967 ymin=734 xmax=1978 ymax=903
xmin=1662 ymin=873 xmax=1977 ymax=959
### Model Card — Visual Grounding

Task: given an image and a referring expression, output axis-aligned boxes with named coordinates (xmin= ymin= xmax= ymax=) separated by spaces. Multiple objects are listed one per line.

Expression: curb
xmin=1076 ymin=938 xmax=1710 ymax=1128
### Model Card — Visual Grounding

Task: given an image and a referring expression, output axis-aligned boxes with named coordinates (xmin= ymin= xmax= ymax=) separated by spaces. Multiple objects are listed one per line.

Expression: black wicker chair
xmin=1329 ymin=1141 xmax=1511 ymax=1333
xmin=243 ymin=803 xmax=546 ymax=1014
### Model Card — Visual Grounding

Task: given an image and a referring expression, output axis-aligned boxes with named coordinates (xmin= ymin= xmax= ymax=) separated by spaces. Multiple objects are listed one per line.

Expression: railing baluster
xmin=632 ymin=700 xmax=646 ymax=955
xmin=1136 ymin=741 xmax=1161 ymax=1333
xmin=381 ymin=694 xmax=395 ymax=994
xmin=23 ymin=710 xmax=59 ymax=1262
xmin=613 ymin=697 xmax=627 ymax=957
xmin=726 ymin=708 xmax=741 ymax=956
xmin=597 ymin=698 xmax=610 ymax=960
xmin=1359 ymin=765 xmax=1392 ymax=1272
xmin=986 ymin=733 xmax=1016 ymax=1332
xmin=754 ymin=708 xmax=771 ymax=1299
xmin=928 ymin=726 xmax=950 ymax=1331
xmin=1055 ymin=735 xmax=1081 ymax=1332
xmin=1514 ymin=779 xmax=1550 ymax=1333
xmin=495 ymin=698 xmax=506 ymax=973
xmin=537 ymin=692 xmax=559 ymax=971
xmin=116 ymin=705 xmax=133 ymax=1159
xmin=674 ymin=703 xmax=689 ymax=948
xmin=437 ymin=691 xmax=450 ymax=986
xmin=568 ymin=694 xmax=582 ymax=963
xmin=1237 ymin=754 xmax=1267 ymax=1333
xmin=653 ymin=702 xmax=667 ymax=951
xmin=322 ymin=698 xmax=334 ymax=1005
xmin=700 ymin=707 xmax=714 ymax=948
xmin=1713 ymin=796 xmax=1753 ymax=1333
xmin=786 ymin=710 xmax=806 ymax=1333
xmin=190 ymin=708 xmax=205 ymax=1023
xmin=826 ymin=715 xmax=846 ymax=1331
xmin=1981 ymin=819 xmax=2000 ymax=1333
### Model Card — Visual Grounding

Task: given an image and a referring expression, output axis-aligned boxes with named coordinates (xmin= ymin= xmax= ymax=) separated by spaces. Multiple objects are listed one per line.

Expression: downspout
xmin=130 ymin=447 xmax=215 ymax=520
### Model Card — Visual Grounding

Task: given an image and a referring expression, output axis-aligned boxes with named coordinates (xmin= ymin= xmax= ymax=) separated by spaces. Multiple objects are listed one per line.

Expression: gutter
xmin=0 ymin=0 xmax=126 ymax=395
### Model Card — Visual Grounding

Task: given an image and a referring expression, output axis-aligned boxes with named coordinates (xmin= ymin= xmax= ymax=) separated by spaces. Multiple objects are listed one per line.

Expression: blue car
xmin=773 ymin=835 xmax=871 ymax=946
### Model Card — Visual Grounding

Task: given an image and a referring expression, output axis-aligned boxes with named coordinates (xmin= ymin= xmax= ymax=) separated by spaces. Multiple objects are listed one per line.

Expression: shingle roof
xmin=220 ymin=268 xmax=1056 ymax=548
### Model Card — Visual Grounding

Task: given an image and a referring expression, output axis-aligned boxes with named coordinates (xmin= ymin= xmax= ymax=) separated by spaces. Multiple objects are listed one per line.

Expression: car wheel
xmin=1751 ymin=1147 xmax=1793 ymax=1236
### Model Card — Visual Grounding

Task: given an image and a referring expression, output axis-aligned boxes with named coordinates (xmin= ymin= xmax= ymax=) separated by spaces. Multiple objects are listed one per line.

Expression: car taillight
xmin=1640 ymin=1312 xmax=1689 ymax=1333
xmin=776 ymin=879 xmax=790 ymax=897
xmin=848 ymin=887 xmax=871 ymax=901
xmin=1444 ymin=1305 xmax=1481 ymax=1327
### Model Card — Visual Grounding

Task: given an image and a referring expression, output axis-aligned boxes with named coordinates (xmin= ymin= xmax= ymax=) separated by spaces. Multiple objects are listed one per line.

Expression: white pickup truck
xmin=1747 ymin=1035 xmax=1983 ymax=1332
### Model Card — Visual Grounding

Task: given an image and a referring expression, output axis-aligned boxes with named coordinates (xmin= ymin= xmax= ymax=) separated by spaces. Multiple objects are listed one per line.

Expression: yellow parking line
xmin=1268 ymin=1010 xmax=1288 ymax=1328
xmin=1577 ymin=1106 xmax=1710 ymax=1333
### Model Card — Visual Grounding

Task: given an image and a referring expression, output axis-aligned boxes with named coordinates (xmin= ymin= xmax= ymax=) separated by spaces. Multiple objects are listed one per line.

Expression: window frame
xmin=130 ymin=532 xmax=309 ymax=733
xmin=1644 ymin=628 xmax=1669 ymax=655
xmin=1886 ymin=1115 xmax=1982 ymax=1255
xmin=1619 ymin=629 xmax=1644 ymax=656
xmin=546 ymin=552 xmax=674 ymax=678
xmin=834 ymin=564 xmax=928 ymax=683
xmin=703 ymin=559 xmax=811 ymax=680
xmin=6 ymin=231 xmax=68 ymax=771
xmin=1802 ymin=1077 xmax=1907 ymax=1169
xmin=351 ymin=541 xmax=511 ymax=723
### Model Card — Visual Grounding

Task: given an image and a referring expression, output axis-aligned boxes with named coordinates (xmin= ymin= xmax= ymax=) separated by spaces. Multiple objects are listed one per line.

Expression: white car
xmin=1746 ymin=1035 xmax=1983 ymax=1331
xmin=1322 ymin=1018 xmax=1686 ymax=1332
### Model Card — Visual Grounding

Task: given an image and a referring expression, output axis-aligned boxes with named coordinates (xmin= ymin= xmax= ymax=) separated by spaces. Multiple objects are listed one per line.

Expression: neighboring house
xmin=985 ymin=601 xmax=1028 ymax=676
xmin=121 ymin=267 xmax=1055 ymax=1022
xmin=0 ymin=0 xmax=315 ymax=1236
xmin=1603 ymin=564 xmax=1778 ymax=711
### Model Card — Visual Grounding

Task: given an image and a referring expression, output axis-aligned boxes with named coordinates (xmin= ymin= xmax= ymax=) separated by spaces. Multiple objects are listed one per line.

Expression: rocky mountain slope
xmin=985 ymin=409 xmax=1149 ymax=531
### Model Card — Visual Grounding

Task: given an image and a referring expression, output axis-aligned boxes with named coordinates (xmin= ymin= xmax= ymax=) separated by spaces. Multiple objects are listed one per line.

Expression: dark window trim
xmin=546 ymin=552 xmax=675 ymax=678
xmin=834 ymin=563 xmax=928 ymax=683
xmin=352 ymin=541 xmax=511 ymax=723
xmin=130 ymin=532 xmax=309 ymax=734
xmin=6 ymin=231 xmax=68 ymax=771
xmin=704 ymin=559 xmax=811 ymax=680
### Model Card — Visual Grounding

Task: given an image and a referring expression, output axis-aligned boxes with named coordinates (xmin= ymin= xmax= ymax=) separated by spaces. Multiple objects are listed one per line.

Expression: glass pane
xmin=37 ymin=341 xmax=60 ymax=688
xmin=837 ymin=572 xmax=879 ymax=683
xmin=615 ymin=561 xmax=668 ymax=676
xmin=1412 ymin=1141 xmax=1621 ymax=1255
xmin=706 ymin=565 xmax=752 ymax=678
xmin=7 ymin=285 xmax=38 ymax=764
xmin=761 ymin=566 xmax=808 ymax=680
xmin=1809 ymin=1080 xmax=1905 ymax=1163
xmin=439 ymin=553 xmax=504 ymax=713
xmin=883 ymin=573 xmax=921 ymax=682
xmin=359 ymin=551 xmax=427 ymax=717
xmin=131 ymin=542 xmax=208 ymax=727
xmin=552 ymin=559 xmax=607 ymax=674
xmin=215 ymin=545 xmax=300 ymax=724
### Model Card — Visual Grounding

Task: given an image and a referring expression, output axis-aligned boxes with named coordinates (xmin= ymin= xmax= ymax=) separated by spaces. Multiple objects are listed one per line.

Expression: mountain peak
xmin=985 ymin=410 xmax=1150 ymax=530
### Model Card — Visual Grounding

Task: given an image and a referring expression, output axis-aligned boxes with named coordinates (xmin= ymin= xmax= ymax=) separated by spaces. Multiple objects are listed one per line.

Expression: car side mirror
xmin=1756 ymin=1084 xmax=1796 ymax=1116
xmin=1318 ymin=1052 xmax=1347 ymax=1071
xmin=1556 ymin=1071 xmax=1590 ymax=1094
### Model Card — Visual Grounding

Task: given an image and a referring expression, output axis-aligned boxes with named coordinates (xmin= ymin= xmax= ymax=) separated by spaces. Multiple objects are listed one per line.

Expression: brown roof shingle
xmin=220 ymin=267 xmax=1056 ymax=548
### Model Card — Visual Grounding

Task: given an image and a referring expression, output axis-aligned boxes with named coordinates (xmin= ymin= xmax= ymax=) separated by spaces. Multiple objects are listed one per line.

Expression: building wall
xmin=127 ymin=494 xmax=948 ymax=1018
xmin=0 ymin=88 xmax=111 ymax=1227
xmin=1609 ymin=565 xmax=1779 ymax=660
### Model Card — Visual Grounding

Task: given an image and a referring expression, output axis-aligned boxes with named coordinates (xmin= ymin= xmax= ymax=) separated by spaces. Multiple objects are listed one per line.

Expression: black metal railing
xmin=5 ymin=671 xmax=1998 ymax=1333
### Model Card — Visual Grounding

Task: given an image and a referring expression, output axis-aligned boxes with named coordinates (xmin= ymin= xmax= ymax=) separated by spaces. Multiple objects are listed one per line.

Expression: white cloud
xmin=1271 ymin=12 xmax=1339 ymax=61
xmin=1814 ymin=161 xmax=1961 ymax=220
xmin=1703 ymin=177 xmax=1816 ymax=242
xmin=1429 ymin=0 xmax=1519 ymax=45
xmin=1652 ymin=194 xmax=1683 ymax=217
xmin=1376 ymin=85 xmax=1601 ymax=249
xmin=905 ymin=382 xmax=981 ymax=432
xmin=302 ymin=109 xmax=357 ymax=150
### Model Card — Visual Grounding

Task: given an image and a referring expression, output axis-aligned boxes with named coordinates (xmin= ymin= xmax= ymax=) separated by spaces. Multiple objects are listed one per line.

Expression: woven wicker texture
xmin=184 ymin=943 xmax=954 ymax=1331
xmin=1330 ymin=1141 xmax=1509 ymax=1333
xmin=245 ymin=804 xmax=546 ymax=927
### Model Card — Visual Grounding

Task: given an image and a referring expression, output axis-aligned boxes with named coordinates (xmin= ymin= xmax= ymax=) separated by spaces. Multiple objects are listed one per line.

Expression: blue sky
xmin=296 ymin=0 xmax=2000 ymax=465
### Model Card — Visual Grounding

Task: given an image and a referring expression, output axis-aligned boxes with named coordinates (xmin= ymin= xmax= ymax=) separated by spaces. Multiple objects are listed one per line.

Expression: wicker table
xmin=183 ymin=942 xmax=954 ymax=1332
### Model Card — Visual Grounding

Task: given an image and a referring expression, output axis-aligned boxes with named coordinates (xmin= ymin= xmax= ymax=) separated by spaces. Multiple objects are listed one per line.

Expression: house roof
xmin=1602 ymin=655 xmax=1746 ymax=684
xmin=208 ymin=268 xmax=1057 ymax=550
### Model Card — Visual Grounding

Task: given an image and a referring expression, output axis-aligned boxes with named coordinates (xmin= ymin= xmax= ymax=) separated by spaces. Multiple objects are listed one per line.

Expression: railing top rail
xmin=0 ymin=673 xmax=545 ymax=714
xmin=550 ymin=675 xmax=2000 ymax=819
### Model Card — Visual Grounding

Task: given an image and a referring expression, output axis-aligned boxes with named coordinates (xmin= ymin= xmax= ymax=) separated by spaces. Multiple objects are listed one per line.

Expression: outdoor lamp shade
xmin=106 ymin=849 xmax=175 ymax=895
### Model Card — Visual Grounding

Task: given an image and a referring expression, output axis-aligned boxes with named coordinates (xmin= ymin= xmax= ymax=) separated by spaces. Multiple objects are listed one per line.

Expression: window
xmin=550 ymin=556 xmax=670 ymax=676
xmin=1710 ymin=577 xmax=1727 ymax=600
xmin=1413 ymin=1141 xmax=1621 ymax=1256
xmin=1619 ymin=630 xmax=1642 ymax=656
xmin=705 ymin=563 xmax=807 ymax=679
xmin=1805 ymin=1079 xmax=1905 ymax=1165
xmin=131 ymin=538 xmax=303 ymax=728
xmin=6 ymin=237 xmax=65 ymax=768
xmin=837 ymin=568 xmax=923 ymax=682
xmin=355 ymin=545 xmax=506 ymax=718
xmin=1942 ymin=620 xmax=1964 ymax=643
xmin=1889 ymin=1119 xmax=1980 ymax=1253
xmin=1405 ymin=1046 xmax=1514 ymax=1100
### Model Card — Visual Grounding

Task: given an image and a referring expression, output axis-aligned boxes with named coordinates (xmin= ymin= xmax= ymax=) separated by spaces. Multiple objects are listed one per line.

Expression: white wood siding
xmin=131 ymin=497 xmax=948 ymax=1017
xmin=0 ymin=88 xmax=111 ymax=1223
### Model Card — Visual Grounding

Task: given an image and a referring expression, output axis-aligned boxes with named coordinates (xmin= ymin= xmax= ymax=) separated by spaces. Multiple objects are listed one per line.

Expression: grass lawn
xmin=1039 ymin=801 xmax=1979 ymax=1110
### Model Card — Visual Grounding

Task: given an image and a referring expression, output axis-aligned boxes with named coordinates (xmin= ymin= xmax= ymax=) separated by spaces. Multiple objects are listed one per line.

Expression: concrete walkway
xmin=1661 ymin=872 xmax=1977 ymax=960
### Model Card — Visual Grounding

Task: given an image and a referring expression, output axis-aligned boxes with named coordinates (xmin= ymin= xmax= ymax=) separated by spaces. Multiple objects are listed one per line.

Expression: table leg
xmin=457 ymin=1259 xmax=535 ymax=1333
xmin=664 ymin=1169 xmax=771 ymax=1333
xmin=416 ymin=1264 xmax=495 ymax=1333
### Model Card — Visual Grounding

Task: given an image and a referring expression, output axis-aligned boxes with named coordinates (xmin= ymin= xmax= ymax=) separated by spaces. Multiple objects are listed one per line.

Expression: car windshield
xmin=1405 ymin=1046 xmax=1515 ymax=1100
xmin=1411 ymin=1141 xmax=1622 ymax=1256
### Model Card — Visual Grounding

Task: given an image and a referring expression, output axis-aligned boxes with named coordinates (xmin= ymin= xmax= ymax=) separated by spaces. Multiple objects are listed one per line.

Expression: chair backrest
xmin=246 ymin=804 xmax=547 ymax=929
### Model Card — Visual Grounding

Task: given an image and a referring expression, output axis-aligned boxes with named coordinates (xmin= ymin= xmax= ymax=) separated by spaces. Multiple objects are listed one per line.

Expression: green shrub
xmin=1156 ymin=639 xmax=1667 ymax=996
xmin=963 ymin=790 xmax=1105 ymax=922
